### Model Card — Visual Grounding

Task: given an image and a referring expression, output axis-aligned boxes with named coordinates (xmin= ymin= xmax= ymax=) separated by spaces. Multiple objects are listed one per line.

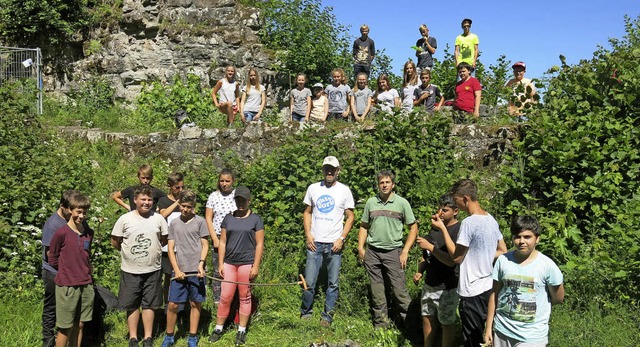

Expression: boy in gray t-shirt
xmin=161 ymin=190 xmax=209 ymax=347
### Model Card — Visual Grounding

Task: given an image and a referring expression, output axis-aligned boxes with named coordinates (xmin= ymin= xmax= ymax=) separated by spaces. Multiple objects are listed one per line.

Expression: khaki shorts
xmin=420 ymin=284 xmax=459 ymax=325
xmin=55 ymin=285 xmax=94 ymax=329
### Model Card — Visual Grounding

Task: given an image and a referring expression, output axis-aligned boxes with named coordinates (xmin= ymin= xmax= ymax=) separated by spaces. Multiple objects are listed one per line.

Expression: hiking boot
xmin=209 ymin=329 xmax=223 ymax=343
xmin=187 ymin=335 xmax=199 ymax=347
xmin=142 ymin=338 xmax=154 ymax=347
xmin=128 ymin=338 xmax=139 ymax=347
xmin=235 ymin=331 xmax=247 ymax=346
xmin=320 ymin=319 xmax=331 ymax=327
xmin=160 ymin=335 xmax=175 ymax=347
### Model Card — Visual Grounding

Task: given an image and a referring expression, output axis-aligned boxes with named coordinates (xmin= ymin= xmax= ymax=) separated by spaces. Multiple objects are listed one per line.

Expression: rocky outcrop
xmin=48 ymin=0 xmax=277 ymax=103
xmin=57 ymin=122 xmax=520 ymax=169
xmin=450 ymin=123 xmax=520 ymax=167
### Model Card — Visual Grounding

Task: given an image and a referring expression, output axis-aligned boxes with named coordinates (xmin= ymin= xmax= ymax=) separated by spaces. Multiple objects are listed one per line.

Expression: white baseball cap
xmin=322 ymin=156 xmax=340 ymax=168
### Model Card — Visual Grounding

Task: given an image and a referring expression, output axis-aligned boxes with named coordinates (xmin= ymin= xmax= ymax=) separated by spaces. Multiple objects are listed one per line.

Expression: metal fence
xmin=0 ymin=46 xmax=42 ymax=114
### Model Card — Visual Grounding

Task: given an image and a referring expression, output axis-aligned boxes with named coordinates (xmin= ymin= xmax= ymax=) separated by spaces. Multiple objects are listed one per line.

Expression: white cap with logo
xmin=322 ymin=156 xmax=340 ymax=168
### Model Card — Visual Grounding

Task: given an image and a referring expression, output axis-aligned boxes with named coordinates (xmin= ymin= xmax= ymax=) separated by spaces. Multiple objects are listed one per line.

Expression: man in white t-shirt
xmin=300 ymin=156 xmax=355 ymax=327
xmin=433 ymin=179 xmax=507 ymax=347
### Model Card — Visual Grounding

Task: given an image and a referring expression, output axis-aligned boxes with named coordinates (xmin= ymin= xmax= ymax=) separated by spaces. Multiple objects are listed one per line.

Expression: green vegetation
xmin=245 ymin=0 xmax=400 ymax=85
xmin=253 ymin=0 xmax=352 ymax=83
xmin=0 ymin=0 xmax=122 ymax=47
xmin=2 ymin=3 xmax=639 ymax=346
xmin=498 ymin=15 xmax=640 ymax=308
xmin=44 ymin=74 xmax=235 ymax=133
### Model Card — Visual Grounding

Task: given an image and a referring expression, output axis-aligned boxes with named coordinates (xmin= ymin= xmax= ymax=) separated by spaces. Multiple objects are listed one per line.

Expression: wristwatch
xmin=339 ymin=237 xmax=345 ymax=242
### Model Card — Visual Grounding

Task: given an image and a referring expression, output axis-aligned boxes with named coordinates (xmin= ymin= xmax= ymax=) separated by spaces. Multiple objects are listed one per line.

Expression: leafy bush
xmin=498 ymin=15 xmax=640 ymax=304
xmin=0 ymin=81 xmax=96 ymax=297
xmin=475 ymin=54 xmax=512 ymax=107
xmin=44 ymin=76 xmax=130 ymax=130
xmin=133 ymin=73 xmax=221 ymax=132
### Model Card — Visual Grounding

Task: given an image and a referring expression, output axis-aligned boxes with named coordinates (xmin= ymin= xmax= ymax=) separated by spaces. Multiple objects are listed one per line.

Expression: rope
xmin=171 ymin=273 xmax=308 ymax=290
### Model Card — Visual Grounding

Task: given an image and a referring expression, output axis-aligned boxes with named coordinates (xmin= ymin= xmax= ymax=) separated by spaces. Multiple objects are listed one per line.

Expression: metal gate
xmin=0 ymin=46 xmax=43 ymax=114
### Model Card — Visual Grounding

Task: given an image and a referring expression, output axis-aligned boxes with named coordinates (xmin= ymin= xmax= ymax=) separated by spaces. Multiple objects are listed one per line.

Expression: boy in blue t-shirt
xmin=484 ymin=216 xmax=564 ymax=347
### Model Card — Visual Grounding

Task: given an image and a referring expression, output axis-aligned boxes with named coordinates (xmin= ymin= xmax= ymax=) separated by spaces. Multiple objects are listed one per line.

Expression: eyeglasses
xmin=462 ymin=25 xmax=471 ymax=28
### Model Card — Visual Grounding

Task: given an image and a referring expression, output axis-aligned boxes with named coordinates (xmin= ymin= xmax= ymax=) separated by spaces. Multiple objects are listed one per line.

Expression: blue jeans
xmin=353 ymin=64 xmax=371 ymax=79
xmin=291 ymin=112 xmax=305 ymax=122
xmin=42 ymin=268 xmax=56 ymax=347
xmin=300 ymin=242 xmax=342 ymax=322
xmin=243 ymin=111 xmax=257 ymax=122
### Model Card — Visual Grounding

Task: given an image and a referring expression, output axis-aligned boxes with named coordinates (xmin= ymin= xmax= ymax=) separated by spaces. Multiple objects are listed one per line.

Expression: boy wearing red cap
xmin=506 ymin=61 xmax=537 ymax=117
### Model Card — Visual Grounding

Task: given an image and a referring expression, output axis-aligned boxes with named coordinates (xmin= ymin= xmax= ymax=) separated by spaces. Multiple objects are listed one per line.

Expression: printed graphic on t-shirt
xmin=328 ymin=89 xmax=346 ymax=103
xmin=316 ymin=195 xmax=335 ymax=214
xmin=292 ymin=93 xmax=307 ymax=103
xmin=497 ymin=274 xmax=537 ymax=322
xmin=130 ymin=233 xmax=152 ymax=261
xmin=356 ymin=46 xmax=370 ymax=64
xmin=460 ymin=42 xmax=473 ymax=59
xmin=354 ymin=90 xmax=367 ymax=98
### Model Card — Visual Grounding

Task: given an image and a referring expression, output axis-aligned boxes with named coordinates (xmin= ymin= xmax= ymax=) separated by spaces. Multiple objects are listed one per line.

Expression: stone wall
xmin=46 ymin=0 xmax=278 ymax=104
xmin=56 ymin=122 xmax=520 ymax=169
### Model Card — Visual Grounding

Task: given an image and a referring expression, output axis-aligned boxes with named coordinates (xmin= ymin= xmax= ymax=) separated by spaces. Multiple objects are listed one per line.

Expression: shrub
xmin=498 ymin=15 xmax=640 ymax=304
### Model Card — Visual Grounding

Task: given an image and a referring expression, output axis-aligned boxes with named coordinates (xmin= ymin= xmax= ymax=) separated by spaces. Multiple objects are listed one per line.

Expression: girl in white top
xmin=401 ymin=60 xmax=419 ymax=112
xmin=309 ymin=83 xmax=328 ymax=122
xmin=374 ymin=74 xmax=400 ymax=115
xmin=212 ymin=66 xmax=240 ymax=126
xmin=239 ymin=67 xmax=266 ymax=123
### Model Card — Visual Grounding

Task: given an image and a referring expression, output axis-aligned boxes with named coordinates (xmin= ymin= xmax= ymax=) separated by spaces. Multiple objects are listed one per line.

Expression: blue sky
xmin=322 ymin=0 xmax=639 ymax=81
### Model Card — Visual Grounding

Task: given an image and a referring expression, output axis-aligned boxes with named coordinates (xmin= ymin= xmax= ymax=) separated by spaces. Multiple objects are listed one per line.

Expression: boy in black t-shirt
xmin=112 ymin=164 xmax=166 ymax=212
xmin=157 ymin=172 xmax=185 ymax=308
xmin=414 ymin=194 xmax=460 ymax=347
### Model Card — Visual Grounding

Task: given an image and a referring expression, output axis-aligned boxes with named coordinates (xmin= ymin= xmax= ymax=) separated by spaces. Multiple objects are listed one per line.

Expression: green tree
xmin=0 ymin=0 xmax=90 ymax=46
xmin=255 ymin=0 xmax=351 ymax=83
xmin=0 ymin=0 xmax=122 ymax=48
xmin=430 ymin=44 xmax=458 ymax=101
xmin=475 ymin=54 xmax=511 ymax=106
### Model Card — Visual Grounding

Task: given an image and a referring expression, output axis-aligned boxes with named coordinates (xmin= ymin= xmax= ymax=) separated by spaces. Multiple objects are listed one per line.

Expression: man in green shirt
xmin=357 ymin=170 xmax=418 ymax=328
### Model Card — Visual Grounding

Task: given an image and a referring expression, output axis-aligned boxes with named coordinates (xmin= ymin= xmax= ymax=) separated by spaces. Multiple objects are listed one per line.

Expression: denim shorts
xmin=292 ymin=112 xmax=305 ymax=122
xmin=168 ymin=273 xmax=206 ymax=303
xmin=243 ymin=111 xmax=257 ymax=121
